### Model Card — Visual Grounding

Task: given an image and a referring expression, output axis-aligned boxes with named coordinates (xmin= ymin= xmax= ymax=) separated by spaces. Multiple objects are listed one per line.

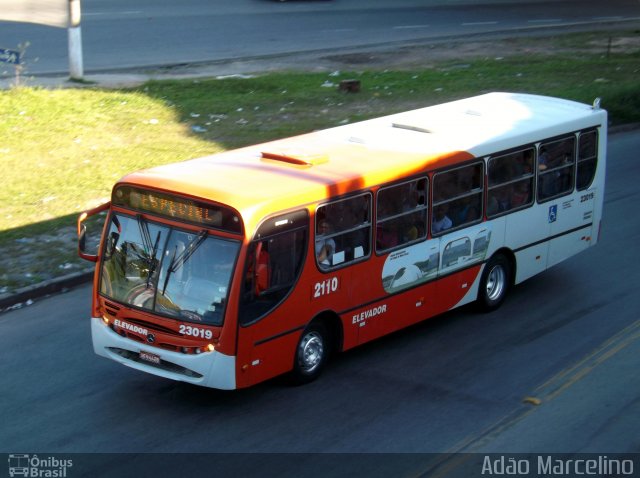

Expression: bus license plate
xmin=139 ymin=351 xmax=161 ymax=365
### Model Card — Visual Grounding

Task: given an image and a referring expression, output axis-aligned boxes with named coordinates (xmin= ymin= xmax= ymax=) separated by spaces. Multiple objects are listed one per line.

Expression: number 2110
xmin=314 ymin=277 xmax=339 ymax=298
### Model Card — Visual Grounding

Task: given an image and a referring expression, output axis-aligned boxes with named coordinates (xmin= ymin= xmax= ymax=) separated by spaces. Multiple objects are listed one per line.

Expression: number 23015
xmin=313 ymin=277 xmax=339 ymax=298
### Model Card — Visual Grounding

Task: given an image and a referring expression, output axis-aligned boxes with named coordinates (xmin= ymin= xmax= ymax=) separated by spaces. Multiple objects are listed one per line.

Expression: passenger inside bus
xmin=432 ymin=204 xmax=453 ymax=234
xmin=510 ymin=181 xmax=531 ymax=208
xmin=452 ymin=195 xmax=480 ymax=226
xmin=538 ymin=147 xmax=549 ymax=171
xmin=316 ymin=220 xmax=336 ymax=266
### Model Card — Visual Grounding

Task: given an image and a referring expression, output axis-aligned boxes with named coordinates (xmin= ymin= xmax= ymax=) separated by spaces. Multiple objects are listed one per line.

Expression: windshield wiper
xmin=161 ymin=230 xmax=208 ymax=295
xmin=137 ymin=214 xmax=153 ymax=257
xmin=147 ymin=231 xmax=162 ymax=288
xmin=137 ymin=215 xmax=162 ymax=288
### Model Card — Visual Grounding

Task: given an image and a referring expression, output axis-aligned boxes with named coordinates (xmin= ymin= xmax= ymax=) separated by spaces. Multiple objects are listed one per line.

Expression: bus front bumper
xmin=90 ymin=317 xmax=236 ymax=390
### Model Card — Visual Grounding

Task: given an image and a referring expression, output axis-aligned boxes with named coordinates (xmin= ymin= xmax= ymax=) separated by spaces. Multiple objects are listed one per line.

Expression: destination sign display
xmin=113 ymin=186 xmax=242 ymax=234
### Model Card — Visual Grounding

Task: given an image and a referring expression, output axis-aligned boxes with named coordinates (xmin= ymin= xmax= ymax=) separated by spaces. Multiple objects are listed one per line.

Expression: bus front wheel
xmin=477 ymin=253 xmax=511 ymax=312
xmin=291 ymin=322 xmax=329 ymax=385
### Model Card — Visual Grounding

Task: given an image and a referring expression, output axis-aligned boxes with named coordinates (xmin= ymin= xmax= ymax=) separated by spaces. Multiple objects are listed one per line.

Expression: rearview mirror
xmin=77 ymin=202 xmax=110 ymax=262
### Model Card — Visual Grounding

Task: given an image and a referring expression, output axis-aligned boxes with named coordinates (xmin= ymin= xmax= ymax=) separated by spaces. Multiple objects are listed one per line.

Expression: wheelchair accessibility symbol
xmin=548 ymin=205 xmax=558 ymax=223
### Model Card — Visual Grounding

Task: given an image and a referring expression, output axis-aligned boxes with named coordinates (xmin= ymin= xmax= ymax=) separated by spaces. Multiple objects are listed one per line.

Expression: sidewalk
xmin=0 ymin=44 xmax=408 ymax=90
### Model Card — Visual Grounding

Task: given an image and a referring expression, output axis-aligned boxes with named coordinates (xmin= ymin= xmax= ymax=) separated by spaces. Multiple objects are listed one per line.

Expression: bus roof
xmin=119 ymin=92 xmax=606 ymax=230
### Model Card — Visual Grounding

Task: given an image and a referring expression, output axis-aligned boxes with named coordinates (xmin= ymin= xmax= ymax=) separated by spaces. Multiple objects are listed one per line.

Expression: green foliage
xmin=0 ymin=88 xmax=217 ymax=232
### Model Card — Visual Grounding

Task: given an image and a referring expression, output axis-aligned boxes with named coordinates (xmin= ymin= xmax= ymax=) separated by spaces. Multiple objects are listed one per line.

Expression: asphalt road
xmin=1 ymin=0 xmax=639 ymax=74
xmin=0 ymin=130 xmax=638 ymax=476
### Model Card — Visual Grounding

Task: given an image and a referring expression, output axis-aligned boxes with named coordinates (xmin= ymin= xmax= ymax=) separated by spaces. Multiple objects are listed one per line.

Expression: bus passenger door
xmin=548 ymin=129 xmax=601 ymax=267
xmin=548 ymin=189 xmax=596 ymax=268
xmin=505 ymin=203 xmax=551 ymax=283
xmin=235 ymin=210 xmax=309 ymax=388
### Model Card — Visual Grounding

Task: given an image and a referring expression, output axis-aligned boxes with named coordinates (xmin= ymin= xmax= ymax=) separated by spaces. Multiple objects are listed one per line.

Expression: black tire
xmin=291 ymin=322 xmax=329 ymax=385
xmin=477 ymin=253 xmax=511 ymax=312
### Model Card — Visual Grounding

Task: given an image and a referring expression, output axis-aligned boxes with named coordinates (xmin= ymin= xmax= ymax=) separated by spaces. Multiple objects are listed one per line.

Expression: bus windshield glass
xmin=99 ymin=213 xmax=240 ymax=325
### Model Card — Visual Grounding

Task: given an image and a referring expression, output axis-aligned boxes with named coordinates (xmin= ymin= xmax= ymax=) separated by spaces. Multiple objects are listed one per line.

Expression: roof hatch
xmin=261 ymin=151 xmax=329 ymax=166
xmin=391 ymin=122 xmax=433 ymax=134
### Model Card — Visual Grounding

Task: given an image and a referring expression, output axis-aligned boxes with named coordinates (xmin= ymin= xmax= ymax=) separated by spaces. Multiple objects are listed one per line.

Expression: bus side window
xmin=537 ymin=136 xmax=576 ymax=201
xmin=432 ymin=162 xmax=484 ymax=235
xmin=487 ymin=147 xmax=535 ymax=218
xmin=376 ymin=177 xmax=428 ymax=253
xmin=254 ymin=242 xmax=270 ymax=295
xmin=577 ymin=130 xmax=598 ymax=190
xmin=316 ymin=193 xmax=372 ymax=268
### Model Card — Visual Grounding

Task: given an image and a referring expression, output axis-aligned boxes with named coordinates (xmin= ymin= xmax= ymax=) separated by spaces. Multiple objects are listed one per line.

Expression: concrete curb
xmin=0 ymin=270 xmax=94 ymax=313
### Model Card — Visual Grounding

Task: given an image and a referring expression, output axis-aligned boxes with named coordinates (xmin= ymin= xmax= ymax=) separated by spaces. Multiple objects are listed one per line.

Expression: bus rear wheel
xmin=477 ymin=253 xmax=511 ymax=312
xmin=291 ymin=322 xmax=329 ymax=385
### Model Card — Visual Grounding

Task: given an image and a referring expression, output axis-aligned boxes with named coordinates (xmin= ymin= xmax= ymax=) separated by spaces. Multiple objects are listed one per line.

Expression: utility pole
xmin=68 ymin=0 xmax=83 ymax=80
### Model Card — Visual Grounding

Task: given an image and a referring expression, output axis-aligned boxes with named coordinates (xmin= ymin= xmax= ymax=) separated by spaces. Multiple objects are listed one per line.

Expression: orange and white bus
xmin=78 ymin=92 xmax=606 ymax=390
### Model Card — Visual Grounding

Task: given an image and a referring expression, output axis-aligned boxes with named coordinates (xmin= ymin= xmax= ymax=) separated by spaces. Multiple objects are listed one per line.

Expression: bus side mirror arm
xmin=77 ymin=202 xmax=111 ymax=262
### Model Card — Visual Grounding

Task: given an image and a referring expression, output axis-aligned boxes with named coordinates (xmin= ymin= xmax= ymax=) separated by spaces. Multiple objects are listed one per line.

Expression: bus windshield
xmin=99 ymin=213 xmax=240 ymax=325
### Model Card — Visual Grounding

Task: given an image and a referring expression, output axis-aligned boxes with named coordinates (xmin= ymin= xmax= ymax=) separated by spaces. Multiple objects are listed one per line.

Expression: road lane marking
xmin=423 ymin=402 xmax=541 ymax=477
xmin=424 ymin=319 xmax=640 ymax=477
xmin=528 ymin=19 xmax=562 ymax=23
xmin=462 ymin=21 xmax=498 ymax=26
xmin=393 ymin=25 xmax=430 ymax=30
xmin=533 ymin=318 xmax=640 ymax=401
xmin=84 ymin=11 xmax=142 ymax=16
xmin=322 ymin=28 xmax=356 ymax=33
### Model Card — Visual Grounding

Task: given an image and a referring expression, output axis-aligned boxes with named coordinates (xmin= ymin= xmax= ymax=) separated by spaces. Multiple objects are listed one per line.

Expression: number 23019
xmin=179 ymin=324 xmax=213 ymax=339
xmin=313 ymin=277 xmax=339 ymax=298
